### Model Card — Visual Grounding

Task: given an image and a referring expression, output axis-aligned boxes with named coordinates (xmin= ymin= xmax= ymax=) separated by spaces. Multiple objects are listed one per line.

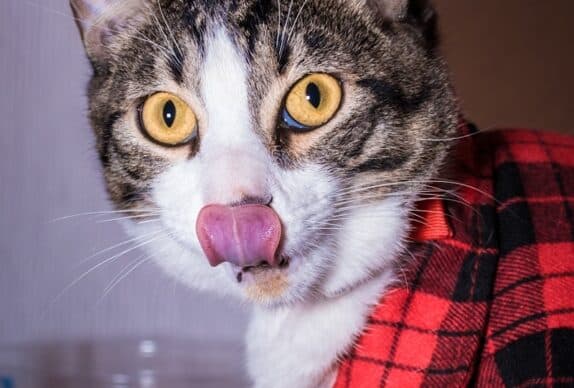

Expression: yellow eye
xmin=283 ymin=73 xmax=342 ymax=130
xmin=140 ymin=92 xmax=197 ymax=146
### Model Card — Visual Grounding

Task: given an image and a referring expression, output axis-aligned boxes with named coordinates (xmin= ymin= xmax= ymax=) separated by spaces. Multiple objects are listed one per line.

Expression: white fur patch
xmin=322 ymin=196 xmax=411 ymax=297
xmin=199 ymin=28 xmax=271 ymax=205
xmin=201 ymin=28 xmax=252 ymax=148
xmin=247 ymin=271 xmax=395 ymax=388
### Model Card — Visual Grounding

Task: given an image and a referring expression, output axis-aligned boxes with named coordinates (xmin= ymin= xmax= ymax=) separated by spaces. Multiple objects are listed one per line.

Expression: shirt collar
xmin=411 ymin=198 xmax=453 ymax=242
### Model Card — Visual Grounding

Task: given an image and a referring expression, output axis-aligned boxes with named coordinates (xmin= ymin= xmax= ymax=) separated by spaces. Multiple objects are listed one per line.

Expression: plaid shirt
xmin=334 ymin=125 xmax=574 ymax=387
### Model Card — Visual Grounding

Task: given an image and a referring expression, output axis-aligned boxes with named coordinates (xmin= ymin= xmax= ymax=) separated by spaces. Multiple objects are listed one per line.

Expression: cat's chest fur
xmin=246 ymin=272 xmax=393 ymax=387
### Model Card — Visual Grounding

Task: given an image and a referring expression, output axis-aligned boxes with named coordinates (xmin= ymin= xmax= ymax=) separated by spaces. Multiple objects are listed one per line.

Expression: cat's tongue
xmin=196 ymin=204 xmax=282 ymax=268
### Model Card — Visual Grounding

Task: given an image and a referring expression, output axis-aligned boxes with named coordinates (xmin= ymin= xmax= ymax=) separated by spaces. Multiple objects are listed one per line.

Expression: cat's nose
xmin=196 ymin=203 xmax=282 ymax=268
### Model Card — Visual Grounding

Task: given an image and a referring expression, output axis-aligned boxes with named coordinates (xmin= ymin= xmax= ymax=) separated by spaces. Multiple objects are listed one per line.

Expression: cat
xmin=70 ymin=0 xmax=459 ymax=386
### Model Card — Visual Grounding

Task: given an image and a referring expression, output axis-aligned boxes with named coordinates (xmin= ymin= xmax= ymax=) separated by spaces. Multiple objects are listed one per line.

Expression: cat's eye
xmin=282 ymin=73 xmax=342 ymax=131
xmin=139 ymin=92 xmax=197 ymax=146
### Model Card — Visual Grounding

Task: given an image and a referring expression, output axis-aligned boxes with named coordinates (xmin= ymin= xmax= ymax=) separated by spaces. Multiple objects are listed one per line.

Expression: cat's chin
xmin=223 ymin=253 xmax=313 ymax=308
xmin=238 ymin=266 xmax=292 ymax=305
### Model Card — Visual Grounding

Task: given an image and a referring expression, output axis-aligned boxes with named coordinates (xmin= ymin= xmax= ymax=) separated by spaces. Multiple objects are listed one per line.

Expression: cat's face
xmin=72 ymin=0 xmax=457 ymax=307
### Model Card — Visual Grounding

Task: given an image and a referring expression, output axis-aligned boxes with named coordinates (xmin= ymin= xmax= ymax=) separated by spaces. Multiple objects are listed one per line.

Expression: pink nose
xmin=196 ymin=204 xmax=282 ymax=268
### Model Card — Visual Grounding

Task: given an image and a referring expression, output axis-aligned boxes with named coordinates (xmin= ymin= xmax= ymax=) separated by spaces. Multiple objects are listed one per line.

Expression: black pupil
xmin=306 ymin=83 xmax=321 ymax=109
xmin=163 ymin=100 xmax=176 ymax=128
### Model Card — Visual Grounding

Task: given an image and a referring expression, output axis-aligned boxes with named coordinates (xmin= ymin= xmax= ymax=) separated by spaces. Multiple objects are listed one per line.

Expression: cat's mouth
xmin=228 ymin=254 xmax=295 ymax=303
xmin=235 ymin=255 xmax=291 ymax=283
xmin=236 ymin=256 xmax=291 ymax=304
xmin=196 ymin=203 xmax=298 ymax=301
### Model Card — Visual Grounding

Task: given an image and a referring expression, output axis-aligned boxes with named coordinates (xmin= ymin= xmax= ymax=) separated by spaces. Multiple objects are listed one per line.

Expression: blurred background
xmin=435 ymin=0 xmax=574 ymax=133
xmin=1 ymin=0 xmax=573 ymax=386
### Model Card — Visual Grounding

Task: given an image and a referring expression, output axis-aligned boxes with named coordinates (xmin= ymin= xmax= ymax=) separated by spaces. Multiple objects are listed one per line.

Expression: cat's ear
xmin=70 ymin=0 xmax=146 ymax=60
xmin=361 ymin=0 xmax=438 ymax=50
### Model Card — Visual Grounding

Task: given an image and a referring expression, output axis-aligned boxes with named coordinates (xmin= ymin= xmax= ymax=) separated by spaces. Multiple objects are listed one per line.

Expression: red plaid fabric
xmin=334 ymin=125 xmax=574 ymax=387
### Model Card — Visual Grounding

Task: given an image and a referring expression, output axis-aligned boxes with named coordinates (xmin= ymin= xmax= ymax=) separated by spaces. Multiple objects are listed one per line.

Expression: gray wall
xmin=0 ymin=0 xmax=247 ymax=348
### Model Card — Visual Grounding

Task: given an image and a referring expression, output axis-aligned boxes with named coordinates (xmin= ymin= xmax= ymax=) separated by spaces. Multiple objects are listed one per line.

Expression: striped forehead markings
xmin=167 ymin=45 xmax=186 ymax=84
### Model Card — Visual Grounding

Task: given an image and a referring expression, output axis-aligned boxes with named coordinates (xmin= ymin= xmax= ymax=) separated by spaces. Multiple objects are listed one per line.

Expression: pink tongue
xmin=196 ymin=204 xmax=282 ymax=268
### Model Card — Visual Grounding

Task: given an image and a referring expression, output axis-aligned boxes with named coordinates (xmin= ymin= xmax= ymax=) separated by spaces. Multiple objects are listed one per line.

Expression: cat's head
xmin=71 ymin=0 xmax=458 ymax=307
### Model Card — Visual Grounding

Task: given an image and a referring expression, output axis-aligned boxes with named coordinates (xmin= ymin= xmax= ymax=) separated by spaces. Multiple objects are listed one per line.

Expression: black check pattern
xmin=334 ymin=126 xmax=574 ymax=387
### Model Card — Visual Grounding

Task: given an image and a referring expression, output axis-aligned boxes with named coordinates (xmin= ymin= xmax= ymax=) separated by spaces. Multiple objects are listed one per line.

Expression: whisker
xmin=146 ymin=4 xmax=174 ymax=57
xmin=333 ymin=180 xmax=419 ymax=199
xmin=50 ymin=208 xmax=160 ymax=223
xmin=100 ymin=251 xmax=148 ymax=299
xmin=412 ymin=179 xmax=497 ymax=203
xmin=397 ymin=249 xmax=419 ymax=290
xmin=332 ymin=196 xmax=413 ymax=213
xmin=331 ymin=194 xmax=476 ymax=221
xmin=276 ymin=0 xmax=282 ymax=49
xmin=419 ymin=125 xmax=481 ymax=142
xmin=156 ymin=0 xmax=184 ymax=59
xmin=146 ymin=0 xmax=182 ymax=68
xmin=136 ymin=218 xmax=163 ymax=225
xmin=286 ymin=0 xmax=310 ymax=46
xmin=325 ymin=212 xmax=403 ymax=224
xmin=97 ymin=243 xmax=168 ymax=304
xmin=132 ymin=28 xmax=175 ymax=60
xmin=331 ymin=179 xmax=495 ymax=210
xmin=95 ymin=213 xmax=160 ymax=224
xmin=332 ymin=191 xmax=417 ymax=208
xmin=337 ymin=176 xmax=490 ymax=198
xmin=75 ymin=229 xmax=165 ymax=268
xmin=279 ymin=0 xmax=294 ymax=58
xmin=51 ymin=232 xmax=168 ymax=306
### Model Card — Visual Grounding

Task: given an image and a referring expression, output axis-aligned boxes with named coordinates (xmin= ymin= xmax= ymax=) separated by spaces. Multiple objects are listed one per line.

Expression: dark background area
xmin=435 ymin=0 xmax=574 ymax=133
